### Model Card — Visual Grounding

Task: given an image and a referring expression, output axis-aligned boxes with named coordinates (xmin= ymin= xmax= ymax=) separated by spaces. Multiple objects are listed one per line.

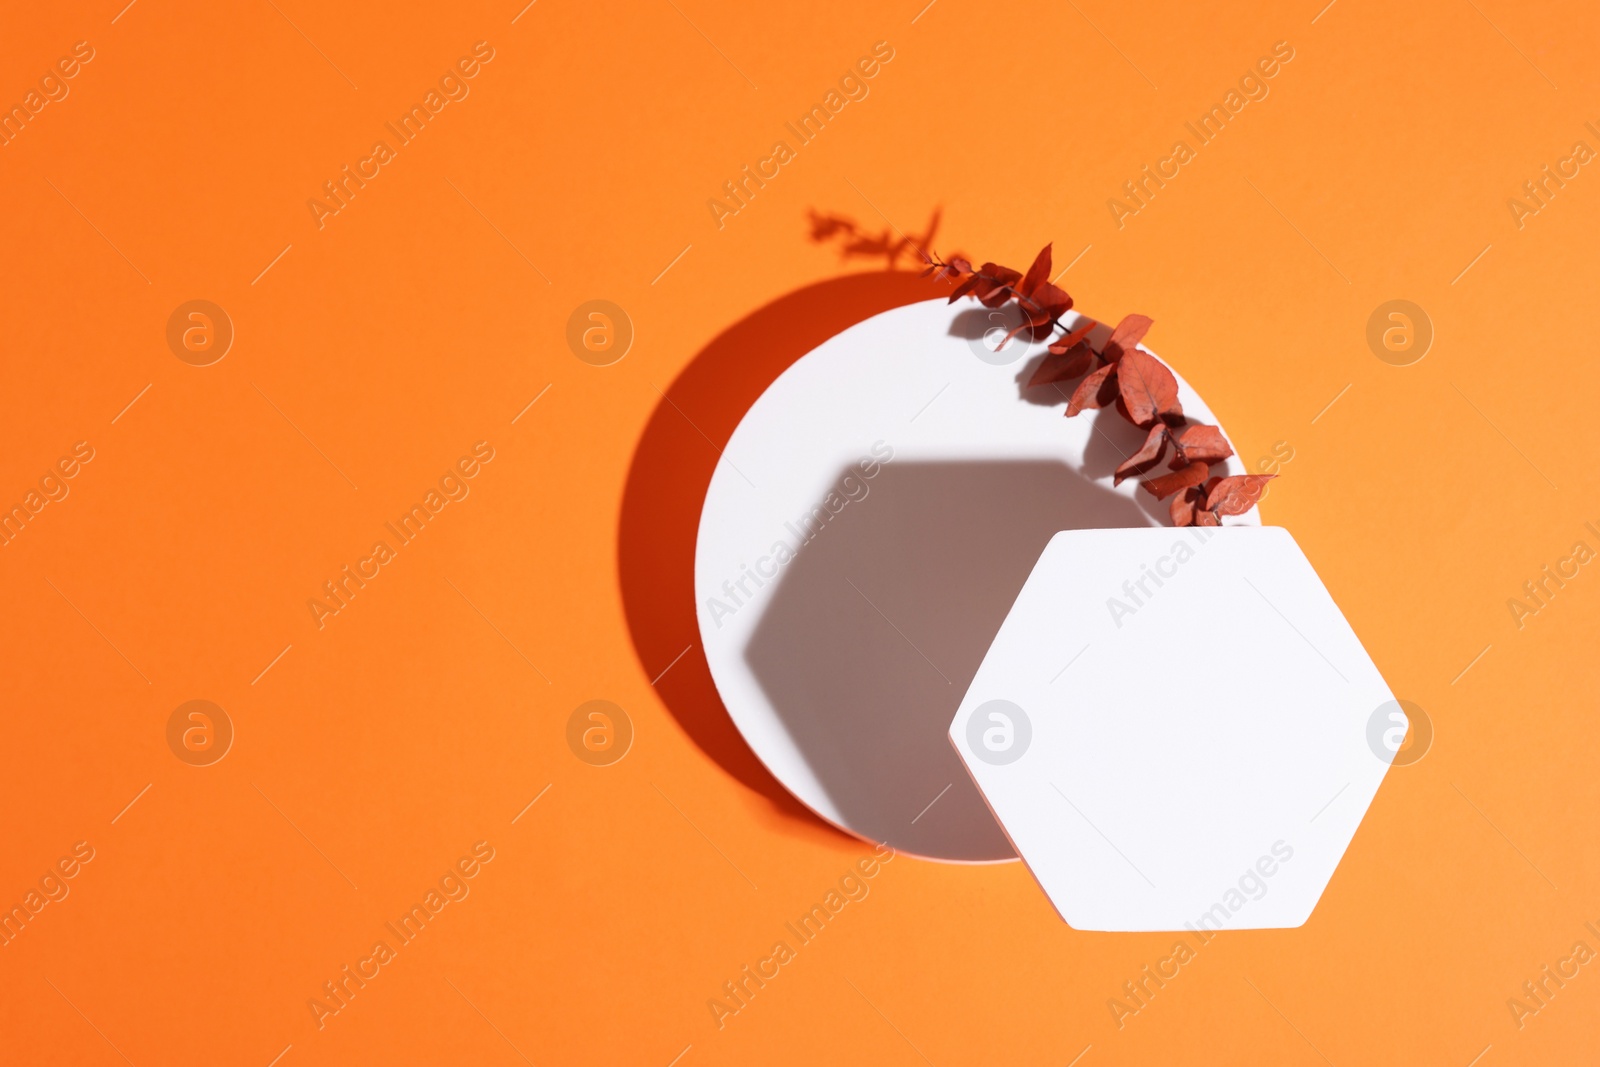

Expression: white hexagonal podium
xmin=949 ymin=526 xmax=1400 ymax=931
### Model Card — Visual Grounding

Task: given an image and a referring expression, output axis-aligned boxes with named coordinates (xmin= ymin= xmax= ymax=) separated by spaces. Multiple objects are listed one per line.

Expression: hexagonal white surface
xmin=948 ymin=526 xmax=1399 ymax=931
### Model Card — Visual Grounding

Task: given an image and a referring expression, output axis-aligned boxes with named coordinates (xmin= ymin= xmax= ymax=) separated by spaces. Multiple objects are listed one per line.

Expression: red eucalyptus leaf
xmin=1020 ymin=303 xmax=1055 ymax=331
xmin=1031 ymin=280 xmax=1074 ymax=318
xmin=1194 ymin=508 xmax=1221 ymax=527
xmin=1169 ymin=486 xmax=1203 ymax=526
xmin=1019 ymin=244 xmax=1052 ymax=297
xmin=1114 ymin=423 xmax=1170 ymax=484
xmin=978 ymin=284 xmax=1014 ymax=308
xmin=1117 ymin=349 xmax=1183 ymax=427
xmin=1205 ymin=474 xmax=1276 ymax=516
xmin=1170 ymin=424 xmax=1233 ymax=467
xmin=999 ymin=322 xmax=1034 ymax=350
xmin=1141 ymin=460 xmax=1210 ymax=500
xmin=947 ymin=274 xmax=984 ymax=303
xmin=1066 ymin=363 xmax=1119 ymax=416
xmin=949 ymin=256 xmax=972 ymax=273
xmin=1048 ymin=320 xmax=1097 ymax=355
xmin=956 ymin=268 xmax=1017 ymax=306
xmin=1028 ymin=343 xmax=1095 ymax=386
xmin=1104 ymin=314 xmax=1154 ymax=360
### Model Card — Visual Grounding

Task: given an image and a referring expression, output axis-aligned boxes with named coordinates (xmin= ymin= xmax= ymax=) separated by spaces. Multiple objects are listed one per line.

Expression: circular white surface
xmin=694 ymin=298 xmax=1257 ymax=862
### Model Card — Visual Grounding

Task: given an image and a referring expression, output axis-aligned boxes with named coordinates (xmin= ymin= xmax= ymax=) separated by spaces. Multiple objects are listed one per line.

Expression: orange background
xmin=2 ymin=0 xmax=1598 ymax=1063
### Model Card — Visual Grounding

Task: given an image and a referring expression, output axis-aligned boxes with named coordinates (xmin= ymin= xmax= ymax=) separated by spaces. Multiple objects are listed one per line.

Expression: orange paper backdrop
xmin=2 ymin=1 xmax=1598 ymax=1064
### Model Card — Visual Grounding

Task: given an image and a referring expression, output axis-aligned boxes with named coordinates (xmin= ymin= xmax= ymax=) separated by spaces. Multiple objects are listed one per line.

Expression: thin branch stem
xmin=812 ymin=212 xmax=1275 ymax=527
